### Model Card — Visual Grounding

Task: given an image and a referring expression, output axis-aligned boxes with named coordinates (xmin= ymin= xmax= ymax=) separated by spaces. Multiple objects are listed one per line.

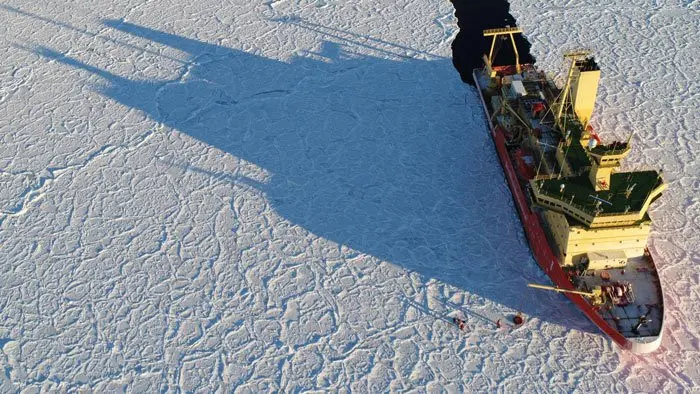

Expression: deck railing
xmin=530 ymin=182 xmax=665 ymax=227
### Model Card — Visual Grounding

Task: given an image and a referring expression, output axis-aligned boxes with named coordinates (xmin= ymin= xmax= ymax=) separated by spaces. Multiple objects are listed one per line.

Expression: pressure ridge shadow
xmin=35 ymin=18 xmax=595 ymax=333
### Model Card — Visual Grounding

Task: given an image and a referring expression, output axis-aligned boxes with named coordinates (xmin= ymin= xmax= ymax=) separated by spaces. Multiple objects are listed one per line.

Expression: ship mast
xmin=555 ymin=51 xmax=590 ymax=130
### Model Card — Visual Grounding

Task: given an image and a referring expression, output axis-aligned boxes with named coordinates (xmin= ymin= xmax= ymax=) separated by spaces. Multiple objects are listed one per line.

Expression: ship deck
xmin=572 ymin=252 xmax=663 ymax=338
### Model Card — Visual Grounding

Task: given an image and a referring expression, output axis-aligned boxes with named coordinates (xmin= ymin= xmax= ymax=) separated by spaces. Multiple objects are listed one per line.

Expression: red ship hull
xmin=472 ymin=70 xmax=632 ymax=350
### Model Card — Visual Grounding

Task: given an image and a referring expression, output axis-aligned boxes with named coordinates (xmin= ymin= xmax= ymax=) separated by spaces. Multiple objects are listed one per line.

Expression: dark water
xmin=450 ymin=0 xmax=536 ymax=85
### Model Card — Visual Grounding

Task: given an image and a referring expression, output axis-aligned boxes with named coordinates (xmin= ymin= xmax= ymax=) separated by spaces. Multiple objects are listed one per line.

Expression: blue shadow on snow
xmin=32 ymin=16 xmax=595 ymax=333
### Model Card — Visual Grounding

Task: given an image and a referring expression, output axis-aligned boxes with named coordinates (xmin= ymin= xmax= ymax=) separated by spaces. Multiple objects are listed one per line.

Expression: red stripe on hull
xmin=472 ymin=71 xmax=630 ymax=349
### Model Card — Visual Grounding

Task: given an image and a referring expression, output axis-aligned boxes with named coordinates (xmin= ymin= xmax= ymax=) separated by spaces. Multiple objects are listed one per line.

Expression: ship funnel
xmin=571 ymin=57 xmax=601 ymax=125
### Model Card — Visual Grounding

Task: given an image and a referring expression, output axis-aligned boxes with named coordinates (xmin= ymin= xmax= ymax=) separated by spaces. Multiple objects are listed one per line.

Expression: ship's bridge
xmin=529 ymin=171 xmax=665 ymax=228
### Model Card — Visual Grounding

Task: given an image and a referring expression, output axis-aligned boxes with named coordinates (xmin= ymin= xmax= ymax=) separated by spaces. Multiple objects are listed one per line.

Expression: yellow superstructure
xmin=529 ymin=53 xmax=666 ymax=270
xmin=542 ymin=209 xmax=652 ymax=266
xmin=587 ymin=148 xmax=629 ymax=191
xmin=571 ymin=60 xmax=601 ymax=126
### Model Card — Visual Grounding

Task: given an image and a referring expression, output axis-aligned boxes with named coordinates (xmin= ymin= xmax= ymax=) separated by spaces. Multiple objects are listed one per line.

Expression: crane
xmin=528 ymin=283 xmax=605 ymax=306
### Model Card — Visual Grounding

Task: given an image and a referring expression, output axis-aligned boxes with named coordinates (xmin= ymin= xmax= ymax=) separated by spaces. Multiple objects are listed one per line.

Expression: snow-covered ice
xmin=0 ymin=0 xmax=698 ymax=391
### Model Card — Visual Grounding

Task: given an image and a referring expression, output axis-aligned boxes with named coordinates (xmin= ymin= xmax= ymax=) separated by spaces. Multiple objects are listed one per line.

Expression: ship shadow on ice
xmin=31 ymin=16 xmax=597 ymax=334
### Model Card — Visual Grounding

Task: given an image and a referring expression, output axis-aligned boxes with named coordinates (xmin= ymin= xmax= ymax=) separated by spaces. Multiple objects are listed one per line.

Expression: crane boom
xmin=528 ymin=283 xmax=595 ymax=297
